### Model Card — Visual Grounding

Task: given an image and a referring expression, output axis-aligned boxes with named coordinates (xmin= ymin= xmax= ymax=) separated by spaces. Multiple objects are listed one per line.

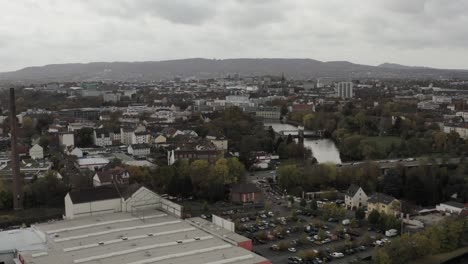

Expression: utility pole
xmin=9 ymin=88 xmax=23 ymax=210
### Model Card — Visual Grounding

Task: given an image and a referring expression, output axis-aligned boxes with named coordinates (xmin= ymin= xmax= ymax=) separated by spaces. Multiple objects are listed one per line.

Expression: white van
xmin=385 ymin=229 xmax=398 ymax=237
xmin=342 ymin=219 xmax=350 ymax=225
xmin=330 ymin=252 xmax=344 ymax=258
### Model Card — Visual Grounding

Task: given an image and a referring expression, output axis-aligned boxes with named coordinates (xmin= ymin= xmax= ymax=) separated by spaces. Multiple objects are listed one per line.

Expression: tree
xmin=226 ymin=158 xmax=245 ymax=183
xmin=38 ymin=135 xmax=51 ymax=149
xmin=211 ymin=158 xmax=230 ymax=184
xmin=189 ymin=160 xmax=210 ymax=194
xmin=310 ymin=199 xmax=318 ymax=210
xmin=317 ymin=229 xmax=327 ymax=241
xmin=368 ymin=210 xmax=380 ymax=226
xmin=374 ymin=249 xmax=392 ymax=264
xmin=153 ymin=165 xmax=175 ymax=192
xmin=128 ymin=166 xmax=148 ymax=184
xmin=300 ymin=198 xmax=307 ymax=207
xmin=322 ymin=203 xmax=345 ymax=220
xmin=76 ymin=127 xmax=94 ymax=147
xmin=381 ymin=169 xmax=403 ymax=198
xmin=355 ymin=207 xmax=366 ymax=220
xmin=22 ymin=116 xmax=35 ymax=138
xmin=277 ymin=165 xmax=301 ymax=191
xmin=0 ymin=180 xmax=12 ymax=209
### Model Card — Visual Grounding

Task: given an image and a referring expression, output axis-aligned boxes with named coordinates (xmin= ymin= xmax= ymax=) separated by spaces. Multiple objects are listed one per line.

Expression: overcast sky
xmin=1 ymin=0 xmax=468 ymax=72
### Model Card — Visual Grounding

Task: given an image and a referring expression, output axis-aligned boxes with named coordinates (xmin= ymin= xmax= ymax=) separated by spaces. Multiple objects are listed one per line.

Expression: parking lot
xmin=235 ymin=170 xmax=390 ymax=264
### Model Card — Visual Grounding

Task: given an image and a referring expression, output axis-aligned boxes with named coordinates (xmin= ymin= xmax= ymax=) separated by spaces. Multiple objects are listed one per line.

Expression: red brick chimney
xmin=9 ymin=88 xmax=23 ymax=210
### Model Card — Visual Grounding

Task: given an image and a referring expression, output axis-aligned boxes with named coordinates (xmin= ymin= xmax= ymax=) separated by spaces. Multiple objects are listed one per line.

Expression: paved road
xmin=338 ymin=157 xmax=461 ymax=169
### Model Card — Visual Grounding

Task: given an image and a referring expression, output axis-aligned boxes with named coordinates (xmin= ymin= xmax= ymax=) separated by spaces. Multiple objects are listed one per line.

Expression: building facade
xmin=337 ymin=82 xmax=354 ymax=99
xmin=367 ymin=193 xmax=400 ymax=216
xmin=344 ymin=184 xmax=368 ymax=210
xmin=29 ymin=144 xmax=44 ymax=160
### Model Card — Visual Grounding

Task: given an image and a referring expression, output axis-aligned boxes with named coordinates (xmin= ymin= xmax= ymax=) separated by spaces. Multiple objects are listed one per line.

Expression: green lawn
xmin=362 ymin=136 xmax=402 ymax=152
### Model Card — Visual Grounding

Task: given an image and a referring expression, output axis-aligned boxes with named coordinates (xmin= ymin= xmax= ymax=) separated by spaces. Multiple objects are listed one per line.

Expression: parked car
xmin=270 ymin=244 xmax=279 ymax=251
xmin=373 ymin=240 xmax=385 ymax=247
xmin=385 ymin=229 xmax=398 ymax=237
xmin=330 ymin=252 xmax=344 ymax=258
xmin=288 ymin=247 xmax=297 ymax=252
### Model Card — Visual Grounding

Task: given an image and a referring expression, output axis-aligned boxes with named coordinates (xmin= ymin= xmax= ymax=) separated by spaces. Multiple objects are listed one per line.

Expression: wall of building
xmin=123 ymin=187 xmax=161 ymax=213
xmin=65 ymin=195 xmax=122 ymax=220
xmin=436 ymin=204 xmax=463 ymax=214
xmin=237 ymin=240 xmax=253 ymax=251
xmin=60 ymin=134 xmax=75 ymax=147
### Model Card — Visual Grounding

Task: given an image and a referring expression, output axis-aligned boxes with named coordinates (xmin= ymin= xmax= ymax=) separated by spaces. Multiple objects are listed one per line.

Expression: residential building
xmin=132 ymin=131 xmax=151 ymax=144
xmin=436 ymin=201 xmax=466 ymax=214
xmin=66 ymin=146 xmax=83 ymax=158
xmin=128 ymin=144 xmax=151 ymax=156
xmin=29 ymin=144 xmax=44 ymax=160
xmin=93 ymin=129 xmax=113 ymax=146
xmin=59 ymin=132 xmax=75 ymax=147
xmin=337 ymin=82 xmax=353 ymax=99
xmin=367 ymin=193 xmax=401 ymax=216
xmin=103 ymin=92 xmax=121 ymax=103
xmin=167 ymin=148 xmax=223 ymax=165
xmin=153 ymin=134 xmax=167 ymax=144
xmin=418 ymin=101 xmax=440 ymax=110
xmin=59 ymin=108 xmax=100 ymax=121
xmin=443 ymin=123 xmax=468 ymax=139
xmin=243 ymin=106 xmax=281 ymax=119
xmin=120 ymin=127 xmax=135 ymax=145
xmin=93 ymin=167 xmax=130 ymax=187
xmin=207 ymin=136 xmax=228 ymax=152
xmin=225 ymin=95 xmax=251 ymax=106
xmin=291 ymin=103 xmax=314 ymax=113
xmin=75 ymin=157 xmax=110 ymax=170
xmin=230 ymin=183 xmax=263 ymax=204
xmin=344 ymin=184 xmax=368 ymax=210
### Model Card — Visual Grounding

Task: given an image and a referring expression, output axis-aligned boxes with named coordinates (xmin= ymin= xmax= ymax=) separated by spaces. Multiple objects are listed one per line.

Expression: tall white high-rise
xmin=337 ymin=82 xmax=353 ymax=99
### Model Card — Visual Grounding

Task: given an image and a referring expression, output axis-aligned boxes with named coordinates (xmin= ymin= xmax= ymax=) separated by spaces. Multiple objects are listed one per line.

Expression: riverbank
xmin=265 ymin=122 xmax=342 ymax=164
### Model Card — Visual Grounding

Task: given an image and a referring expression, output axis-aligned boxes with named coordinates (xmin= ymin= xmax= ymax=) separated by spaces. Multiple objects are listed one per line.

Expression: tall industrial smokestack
xmin=9 ymin=88 xmax=23 ymax=210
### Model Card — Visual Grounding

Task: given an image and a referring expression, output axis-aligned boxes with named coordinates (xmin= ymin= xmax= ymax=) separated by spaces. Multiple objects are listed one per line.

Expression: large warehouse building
xmin=8 ymin=185 xmax=270 ymax=264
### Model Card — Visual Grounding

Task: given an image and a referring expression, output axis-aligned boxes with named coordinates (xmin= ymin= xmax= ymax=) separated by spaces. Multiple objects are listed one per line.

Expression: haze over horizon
xmin=1 ymin=0 xmax=468 ymax=72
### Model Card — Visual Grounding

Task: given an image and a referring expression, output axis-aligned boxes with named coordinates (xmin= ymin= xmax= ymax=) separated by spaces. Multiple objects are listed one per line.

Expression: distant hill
xmin=1 ymin=58 xmax=467 ymax=83
xmin=378 ymin=63 xmax=430 ymax=70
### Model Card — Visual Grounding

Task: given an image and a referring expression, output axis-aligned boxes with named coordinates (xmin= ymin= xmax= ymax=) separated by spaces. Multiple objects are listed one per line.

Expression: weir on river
xmin=264 ymin=122 xmax=342 ymax=164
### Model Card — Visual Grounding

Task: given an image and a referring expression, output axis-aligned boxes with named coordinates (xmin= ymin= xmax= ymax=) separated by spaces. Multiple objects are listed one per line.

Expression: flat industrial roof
xmin=19 ymin=210 xmax=268 ymax=264
xmin=187 ymin=217 xmax=250 ymax=244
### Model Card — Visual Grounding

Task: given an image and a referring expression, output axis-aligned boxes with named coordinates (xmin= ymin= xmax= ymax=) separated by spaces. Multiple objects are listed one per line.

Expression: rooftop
xmin=368 ymin=192 xmax=397 ymax=205
xmin=18 ymin=211 xmax=268 ymax=264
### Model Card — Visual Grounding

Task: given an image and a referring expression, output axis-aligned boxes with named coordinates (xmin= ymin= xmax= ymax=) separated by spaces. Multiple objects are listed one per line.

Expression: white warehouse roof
xmin=18 ymin=210 xmax=269 ymax=264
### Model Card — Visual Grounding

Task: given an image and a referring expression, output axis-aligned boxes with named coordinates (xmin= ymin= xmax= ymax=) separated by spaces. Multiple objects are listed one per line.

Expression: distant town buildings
xmin=336 ymin=82 xmax=354 ymax=99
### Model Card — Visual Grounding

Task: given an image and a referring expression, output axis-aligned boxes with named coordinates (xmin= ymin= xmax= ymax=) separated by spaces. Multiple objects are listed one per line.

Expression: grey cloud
xmin=1 ymin=0 xmax=468 ymax=71
xmin=87 ymin=0 xmax=218 ymax=25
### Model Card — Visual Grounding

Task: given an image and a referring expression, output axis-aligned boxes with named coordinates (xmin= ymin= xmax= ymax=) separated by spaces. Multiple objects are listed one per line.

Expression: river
xmin=264 ymin=122 xmax=342 ymax=164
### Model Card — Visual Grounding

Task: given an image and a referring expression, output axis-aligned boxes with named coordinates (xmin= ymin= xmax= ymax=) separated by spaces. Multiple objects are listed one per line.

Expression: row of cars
xmin=286 ymin=245 xmax=370 ymax=264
